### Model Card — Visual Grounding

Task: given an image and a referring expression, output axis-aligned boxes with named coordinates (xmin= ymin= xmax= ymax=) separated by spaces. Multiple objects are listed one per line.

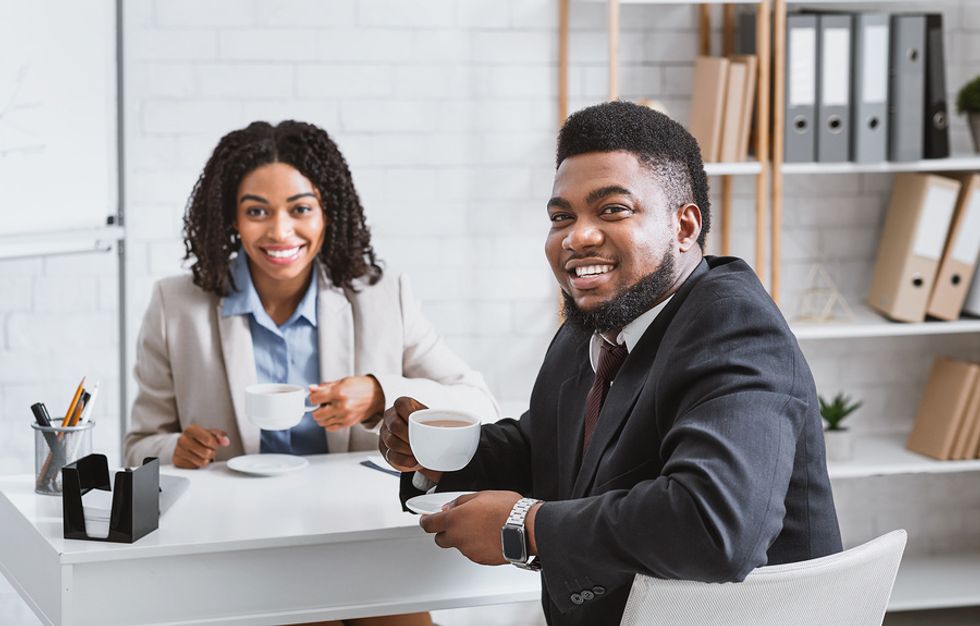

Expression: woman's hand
xmin=309 ymin=375 xmax=385 ymax=431
xmin=174 ymin=424 xmax=230 ymax=469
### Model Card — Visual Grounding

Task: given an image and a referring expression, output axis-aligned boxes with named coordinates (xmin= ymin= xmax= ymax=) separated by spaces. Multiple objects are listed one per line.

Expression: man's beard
xmin=561 ymin=252 xmax=675 ymax=334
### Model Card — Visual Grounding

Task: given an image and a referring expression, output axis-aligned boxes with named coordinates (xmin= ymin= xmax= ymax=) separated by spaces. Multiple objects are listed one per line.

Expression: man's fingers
xmin=384 ymin=448 xmax=420 ymax=471
xmin=386 ymin=410 xmax=410 ymax=444
xmin=393 ymin=396 xmax=427 ymax=420
xmin=419 ymin=510 xmax=448 ymax=534
xmin=433 ymin=531 xmax=454 ymax=549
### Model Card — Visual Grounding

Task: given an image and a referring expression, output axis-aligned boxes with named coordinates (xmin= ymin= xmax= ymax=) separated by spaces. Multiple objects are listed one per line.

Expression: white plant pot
xmin=824 ymin=428 xmax=853 ymax=462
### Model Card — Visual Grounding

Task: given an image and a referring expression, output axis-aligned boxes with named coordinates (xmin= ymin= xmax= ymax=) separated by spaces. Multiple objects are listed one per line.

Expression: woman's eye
xmin=245 ymin=207 xmax=267 ymax=217
xmin=292 ymin=204 xmax=313 ymax=215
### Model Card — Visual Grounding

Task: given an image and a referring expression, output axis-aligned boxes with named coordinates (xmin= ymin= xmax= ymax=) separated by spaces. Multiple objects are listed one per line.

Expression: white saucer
xmin=227 ymin=454 xmax=309 ymax=476
xmin=406 ymin=491 xmax=475 ymax=514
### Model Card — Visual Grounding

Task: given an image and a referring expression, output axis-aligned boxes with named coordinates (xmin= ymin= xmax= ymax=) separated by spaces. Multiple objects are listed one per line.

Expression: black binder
xmin=923 ymin=13 xmax=950 ymax=159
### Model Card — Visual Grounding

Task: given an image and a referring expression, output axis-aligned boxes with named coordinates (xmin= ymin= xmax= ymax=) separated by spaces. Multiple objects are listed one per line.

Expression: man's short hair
xmin=556 ymin=101 xmax=711 ymax=249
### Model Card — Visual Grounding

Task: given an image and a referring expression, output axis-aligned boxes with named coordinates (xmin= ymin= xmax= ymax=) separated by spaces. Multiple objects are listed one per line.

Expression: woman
xmin=124 ymin=122 xmax=497 ymax=625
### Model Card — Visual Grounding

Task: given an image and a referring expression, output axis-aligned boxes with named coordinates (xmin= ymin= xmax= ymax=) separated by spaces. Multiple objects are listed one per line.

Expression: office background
xmin=1 ymin=0 xmax=979 ymax=623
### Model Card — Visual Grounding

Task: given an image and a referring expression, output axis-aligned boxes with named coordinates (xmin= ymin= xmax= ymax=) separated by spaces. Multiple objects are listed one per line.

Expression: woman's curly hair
xmin=182 ymin=120 xmax=382 ymax=297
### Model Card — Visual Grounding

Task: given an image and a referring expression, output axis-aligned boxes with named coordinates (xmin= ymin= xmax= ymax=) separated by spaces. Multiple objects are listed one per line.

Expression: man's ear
xmin=676 ymin=203 xmax=702 ymax=252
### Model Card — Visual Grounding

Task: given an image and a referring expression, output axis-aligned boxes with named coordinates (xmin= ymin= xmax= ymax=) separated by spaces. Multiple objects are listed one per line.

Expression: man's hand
xmin=378 ymin=396 xmax=428 ymax=472
xmin=419 ymin=491 xmax=537 ymax=566
xmin=173 ymin=424 xmax=230 ymax=469
xmin=310 ymin=375 xmax=385 ymax=431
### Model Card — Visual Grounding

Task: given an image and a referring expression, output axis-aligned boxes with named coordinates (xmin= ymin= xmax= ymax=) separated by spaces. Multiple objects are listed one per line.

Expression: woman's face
xmin=234 ymin=162 xmax=327 ymax=287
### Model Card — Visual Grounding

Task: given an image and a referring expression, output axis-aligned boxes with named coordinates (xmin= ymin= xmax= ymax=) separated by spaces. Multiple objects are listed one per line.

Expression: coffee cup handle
xmin=304 ymin=394 xmax=322 ymax=413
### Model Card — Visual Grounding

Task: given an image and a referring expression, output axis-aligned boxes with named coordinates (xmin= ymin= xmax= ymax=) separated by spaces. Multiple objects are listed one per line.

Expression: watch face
xmin=501 ymin=525 xmax=527 ymax=561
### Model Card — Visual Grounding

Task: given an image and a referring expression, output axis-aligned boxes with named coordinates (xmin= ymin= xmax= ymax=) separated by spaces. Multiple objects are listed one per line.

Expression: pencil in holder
xmin=62 ymin=454 xmax=160 ymax=543
xmin=31 ymin=418 xmax=95 ymax=495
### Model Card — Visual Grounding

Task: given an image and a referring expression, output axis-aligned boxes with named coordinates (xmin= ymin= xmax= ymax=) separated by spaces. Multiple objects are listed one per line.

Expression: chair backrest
xmin=620 ymin=529 xmax=907 ymax=626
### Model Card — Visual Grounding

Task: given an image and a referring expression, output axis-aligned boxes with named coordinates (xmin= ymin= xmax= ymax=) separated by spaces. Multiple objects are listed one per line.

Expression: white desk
xmin=0 ymin=452 xmax=540 ymax=625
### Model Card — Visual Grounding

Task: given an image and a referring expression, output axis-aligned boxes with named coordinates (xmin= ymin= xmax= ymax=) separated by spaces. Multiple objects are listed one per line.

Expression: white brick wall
xmin=2 ymin=0 xmax=980 ymax=622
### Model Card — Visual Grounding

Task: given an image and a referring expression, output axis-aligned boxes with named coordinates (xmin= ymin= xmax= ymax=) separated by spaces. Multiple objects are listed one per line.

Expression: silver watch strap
xmin=507 ymin=497 xmax=541 ymax=526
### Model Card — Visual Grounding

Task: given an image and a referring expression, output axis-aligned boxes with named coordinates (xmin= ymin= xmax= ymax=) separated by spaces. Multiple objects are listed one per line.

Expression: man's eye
xmin=550 ymin=213 xmax=571 ymax=223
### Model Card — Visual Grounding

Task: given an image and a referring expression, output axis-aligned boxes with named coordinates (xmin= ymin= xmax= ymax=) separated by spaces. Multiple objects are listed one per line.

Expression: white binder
xmin=851 ymin=14 xmax=889 ymax=163
xmin=785 ymin=14 xmax=817 ymax=163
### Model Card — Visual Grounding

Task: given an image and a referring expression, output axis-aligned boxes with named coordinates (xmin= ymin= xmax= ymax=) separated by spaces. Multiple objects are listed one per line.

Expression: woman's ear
xmin=676 ymin=203 xmax=702 ymax=253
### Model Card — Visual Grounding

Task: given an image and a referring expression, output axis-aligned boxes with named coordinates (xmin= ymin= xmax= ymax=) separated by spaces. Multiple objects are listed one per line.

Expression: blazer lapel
xmin=570 ymin=258 xmax=711 ymax=498
xmin=216 ymin=304 xmax=259 ymax=454
xmin=316 ymin=266 xmax=356 ymax=454
xmin=556 ymin=364 xmax=593 ymax=500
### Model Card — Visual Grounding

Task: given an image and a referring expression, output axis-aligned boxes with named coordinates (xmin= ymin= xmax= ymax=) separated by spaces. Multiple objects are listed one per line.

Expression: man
xmin=380 ymin=101 xmax=842 ymax=625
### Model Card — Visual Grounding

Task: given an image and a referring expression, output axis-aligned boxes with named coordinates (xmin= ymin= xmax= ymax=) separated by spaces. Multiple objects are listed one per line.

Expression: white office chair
xmin=620 ymin=529 xmax=907 ymax=626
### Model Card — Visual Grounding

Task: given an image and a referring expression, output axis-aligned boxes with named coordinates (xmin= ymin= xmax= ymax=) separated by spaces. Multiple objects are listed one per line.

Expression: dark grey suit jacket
xmin=402 ymin=256 xmax=842 ymax=625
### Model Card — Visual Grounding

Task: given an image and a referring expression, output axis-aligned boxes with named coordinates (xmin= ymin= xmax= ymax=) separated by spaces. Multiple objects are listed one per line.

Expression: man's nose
xmin=563 ymin=220 xmax=603 ymax=251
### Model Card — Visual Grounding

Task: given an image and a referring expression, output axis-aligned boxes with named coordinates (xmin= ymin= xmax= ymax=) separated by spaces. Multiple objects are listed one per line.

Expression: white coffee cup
xmin=408 ymin=409 xmax=481 ymax=472
xmin=244 ymin=383 xmax=319 ymax=431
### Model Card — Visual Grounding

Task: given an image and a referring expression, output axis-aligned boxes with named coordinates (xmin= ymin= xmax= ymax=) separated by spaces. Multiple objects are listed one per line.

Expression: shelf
xmin=0 ymin=226 xmax=124 ymax=260
xmin=788 ymin=0 xmax=938 ymax=4
xmin=704 ymin=160 xmax=764 ymax=176
xmin=781 ymin=155 xmax=980 ymax=176
xmin=890 ymin=552 xmax=980 ymax=611
xmin=791 ymin=306 xmax=980 ymax=340
xmin=827 ymin=433 xmax=980 ymax=480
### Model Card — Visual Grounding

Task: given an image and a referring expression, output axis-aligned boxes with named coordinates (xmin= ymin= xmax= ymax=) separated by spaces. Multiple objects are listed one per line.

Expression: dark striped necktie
xmin=582 ymin=341 xmax=629 ymax=454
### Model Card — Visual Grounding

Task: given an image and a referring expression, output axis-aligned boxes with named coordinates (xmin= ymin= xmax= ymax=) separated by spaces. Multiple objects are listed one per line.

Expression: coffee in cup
xmin=244 ymin=383 xmax=319 ymax=431
xmin=408 ymin=409 xmax=481 ymax=472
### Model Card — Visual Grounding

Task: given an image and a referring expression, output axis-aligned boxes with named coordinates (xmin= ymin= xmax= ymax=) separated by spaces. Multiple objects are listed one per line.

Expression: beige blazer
xmin=123 ymin=265 xmax=499 ymax=466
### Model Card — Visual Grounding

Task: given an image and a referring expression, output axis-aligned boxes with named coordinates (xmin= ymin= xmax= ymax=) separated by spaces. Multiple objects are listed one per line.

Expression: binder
xmin=851 ymin=14 xmax=889 ymax=163
xmin=732 ymin=54 xmax=758 ymax=161
xmin=785 ymin=14 xmax=818 ymax=163
xmin=926 ymin=174 xmax=980 ymax=320
xmin=961 ymin=381 xmax=980 ymax=459
xmin=923 ymin=14 xmax=950 ymax=159
xmin=906 ymin=357 xmax=979 ymax=461
xmin=965 ymin=261 xmax=980 ymax=317
xmin=689 ymin=57 xmax=730 ymax=163
xmin=888 ymin=15 xmax=925 ymax=162
xmin=816 ymin=14 xmax=852 ymax=162
xmin=718 ymin=60 xmax=747 ymax=163
xmin=951 ymin=375 xmax=980 ymax=460
xmin=867 ymin=173 xmax=960 ymax=322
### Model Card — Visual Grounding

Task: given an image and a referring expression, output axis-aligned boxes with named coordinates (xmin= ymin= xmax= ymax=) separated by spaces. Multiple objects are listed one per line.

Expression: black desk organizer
xmin=62 ymin=454 xmax=160 ymax=543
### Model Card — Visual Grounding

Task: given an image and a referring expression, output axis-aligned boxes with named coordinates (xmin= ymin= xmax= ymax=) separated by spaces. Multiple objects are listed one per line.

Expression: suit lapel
xmin=216 ymin=303 xmax=259 ymax=454
xmin=556 ymin=364 xmax=593 ymax=500
xmin=316 ymin=266 xmax=355 ymax=453
xmin=570 ymin=258 xmax=711 ymax=498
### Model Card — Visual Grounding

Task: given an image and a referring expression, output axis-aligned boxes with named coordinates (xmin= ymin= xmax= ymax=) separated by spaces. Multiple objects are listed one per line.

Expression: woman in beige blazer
xmin=124 ymin=120 xmax=497 ymax=471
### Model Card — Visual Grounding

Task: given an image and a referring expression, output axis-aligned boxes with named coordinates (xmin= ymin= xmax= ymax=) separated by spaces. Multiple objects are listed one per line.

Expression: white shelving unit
xmin=782 ymin=155 xmax=980 ymax=175
xmin=890 ymin=553 xmax=980 ymax=611
xmin=827 ymin=433 xmax=980 ymax=479
xmin=791 ymin=306 xmax=980 ymax=340
xmin=704 ymin=160 xmax=764 ymax=176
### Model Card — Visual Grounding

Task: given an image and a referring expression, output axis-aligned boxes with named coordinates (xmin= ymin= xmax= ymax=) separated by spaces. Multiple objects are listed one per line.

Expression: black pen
xmin=30 ymin=403 xmax=52 ymax=428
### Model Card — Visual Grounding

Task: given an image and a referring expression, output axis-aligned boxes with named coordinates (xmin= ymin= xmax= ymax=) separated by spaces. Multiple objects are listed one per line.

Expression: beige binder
xmin=718 ymin=61 xmax=746 ymax=163
xmin=926 ymin=174 xmax=980 ymax=320
xmin=689 ymin=57 xmax=730 ymax=163
xmin=906 ymin=357 xmax=979 ymax=460
xmin=962 ymin=384 xmax=980 ymax=459
xmin=951 ymin=374 xmax=980 ymax=459
xmin=732 ymin=54 xmax=758 ymax=162
xmin=868 ymin=173 xmax=961 ymax=322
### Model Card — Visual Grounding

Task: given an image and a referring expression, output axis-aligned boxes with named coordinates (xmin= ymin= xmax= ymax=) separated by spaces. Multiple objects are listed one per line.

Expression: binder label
xmin=790 ymin=27 xmax=816 ymax=106
xmin=822 ymin=28 xmax=850 ymax=106
xmin=913 ymin=185 xmax=959 ymax=260
xmin=864 ymin=26 xmax=888 ymax=103
xmin=953 ymin=193 xmax=980 ymax=264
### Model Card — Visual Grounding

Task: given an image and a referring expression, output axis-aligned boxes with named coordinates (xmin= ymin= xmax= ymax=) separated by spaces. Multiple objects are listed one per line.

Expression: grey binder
xmin=785 ymin=14 xmax=818 ymax=163
xmin=889 ymin=15 xmax=925 ymax=162
xmin=816 ymin=14 xmax=852 ymax=162
xmin=851 ymin=14 xmax=889 ymax=163
xmin=924 ymin=13 xmax=950 ymax=159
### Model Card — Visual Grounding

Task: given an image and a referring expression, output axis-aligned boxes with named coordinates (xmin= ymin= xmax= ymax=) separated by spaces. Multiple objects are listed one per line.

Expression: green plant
xmin=818 ymin=392 xmax=862 ymax=431
xmin=956 ymin=75 xmax=980 ymax=115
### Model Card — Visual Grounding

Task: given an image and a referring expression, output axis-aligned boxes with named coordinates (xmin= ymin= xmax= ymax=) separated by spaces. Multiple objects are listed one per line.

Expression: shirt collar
xmin=221 ymin=254 xmax=318 ymax=327
xmin=589 ymin=295 xmax=673 ymax=372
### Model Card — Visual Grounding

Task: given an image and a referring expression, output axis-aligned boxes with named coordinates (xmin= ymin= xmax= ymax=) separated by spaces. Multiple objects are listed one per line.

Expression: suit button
xmin=581 ymin=590 xmax=595 ymax=601
xmin=570 ymin=593 xmax=583 ymax=605
xmin=592 ymin=586 xmax=606 ymax=596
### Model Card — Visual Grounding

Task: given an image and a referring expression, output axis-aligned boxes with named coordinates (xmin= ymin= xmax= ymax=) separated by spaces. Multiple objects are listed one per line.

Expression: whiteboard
xmin=0 ymin=0 xmax=117 ymax=237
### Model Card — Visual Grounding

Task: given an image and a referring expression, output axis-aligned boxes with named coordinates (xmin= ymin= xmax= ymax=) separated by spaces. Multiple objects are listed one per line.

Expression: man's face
xmin=546 ymin=151 xmax=677 ymax=321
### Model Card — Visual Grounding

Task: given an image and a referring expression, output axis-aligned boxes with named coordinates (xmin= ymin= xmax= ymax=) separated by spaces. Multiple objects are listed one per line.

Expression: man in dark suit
xmin=380 ymin=101 xmax=842 ymax=626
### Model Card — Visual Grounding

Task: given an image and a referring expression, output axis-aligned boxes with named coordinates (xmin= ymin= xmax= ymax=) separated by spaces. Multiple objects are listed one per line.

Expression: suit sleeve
xmin=123 ymin=282 xmax=181 ymax=466
xmin=370 ymin=273 xmax=500 ymax=425
xmin=534 ymin=296 xmax=805 ymax=613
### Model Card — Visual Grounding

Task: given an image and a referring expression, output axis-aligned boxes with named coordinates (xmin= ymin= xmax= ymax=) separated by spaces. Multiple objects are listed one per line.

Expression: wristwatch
xmin=501 ymin=497 xmax=542 ymax=570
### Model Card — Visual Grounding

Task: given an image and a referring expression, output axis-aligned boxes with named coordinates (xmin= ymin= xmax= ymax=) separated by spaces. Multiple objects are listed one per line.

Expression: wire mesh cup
xmin=32 ymin=418 xmax=95 ymax=495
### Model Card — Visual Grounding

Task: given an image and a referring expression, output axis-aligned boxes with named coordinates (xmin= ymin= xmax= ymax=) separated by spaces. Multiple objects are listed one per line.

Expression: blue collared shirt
xmin=222 ymin=254 xmax=327 ymax=455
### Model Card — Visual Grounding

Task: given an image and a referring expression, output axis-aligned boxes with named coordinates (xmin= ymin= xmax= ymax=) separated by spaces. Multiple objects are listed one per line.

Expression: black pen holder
xmin=62 ymin=454 xmax=160 ymax=543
